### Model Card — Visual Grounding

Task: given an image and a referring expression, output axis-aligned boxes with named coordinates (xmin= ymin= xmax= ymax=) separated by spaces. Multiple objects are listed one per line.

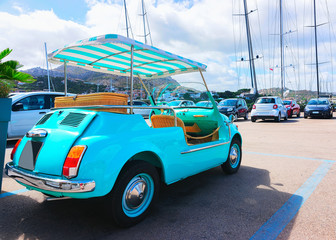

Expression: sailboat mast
xmin=141 ymin=0 xmax=147 ymax=44
xmin=242 ymin=0 xmax=258 ymax=95
xmin=123 ymin=0 xmax=129 ymax=38
xmin=313 ymin=0 xmax=320 ymax=97
xmin=44 ymin=42 xmax=51 ymax=92
xmin=280 ymin=0 xmax=284 ymax=98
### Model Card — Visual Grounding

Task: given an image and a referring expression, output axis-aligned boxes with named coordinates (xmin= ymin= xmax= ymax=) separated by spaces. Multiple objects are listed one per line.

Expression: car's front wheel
xmin=107 ymin=161 xmax=159 ymax=227
xmin=222 ymin=138 xmax=242 ymax=174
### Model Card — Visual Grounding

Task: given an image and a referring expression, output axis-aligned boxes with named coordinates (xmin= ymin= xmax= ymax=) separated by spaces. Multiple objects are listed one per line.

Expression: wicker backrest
xmin=151 ymin=115 xmax=186 ymax=134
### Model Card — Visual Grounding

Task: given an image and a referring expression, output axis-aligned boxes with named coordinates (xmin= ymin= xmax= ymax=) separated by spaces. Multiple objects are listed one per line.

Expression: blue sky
xmin=0 ymin=0 xmax=89 ymax=23
xmin=1 ymin=0 xmax=335 ymax=92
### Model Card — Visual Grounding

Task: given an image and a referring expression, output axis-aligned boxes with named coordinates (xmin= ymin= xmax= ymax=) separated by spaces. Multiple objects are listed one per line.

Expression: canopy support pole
xmin=130 ymin=45 xmax=134 ymax=114
xmin=199 ymin=68 xmax=209 ymax=92
xmin=64 ymin=61 xmax=67 ymax=96
xmin=137 ymin=74 xmax=156 ymax=105
xmin=199 ymin=68 xmax=220 ymax=114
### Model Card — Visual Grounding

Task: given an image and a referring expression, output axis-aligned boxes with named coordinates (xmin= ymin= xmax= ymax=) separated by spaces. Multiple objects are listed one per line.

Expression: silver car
xmin=251 ymin=96 xmax=288 ymax=122
xmin=8 ymin=92 xmax=70 ymax=139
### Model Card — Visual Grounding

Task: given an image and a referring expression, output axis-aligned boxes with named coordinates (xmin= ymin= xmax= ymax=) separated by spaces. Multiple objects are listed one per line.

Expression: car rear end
xmin=6 ymin=109 xmax=99 ymax=198
xmin=251 ymin=97 xmax=280 ymax=121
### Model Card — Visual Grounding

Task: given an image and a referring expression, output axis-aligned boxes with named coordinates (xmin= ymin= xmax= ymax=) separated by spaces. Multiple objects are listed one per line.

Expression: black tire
xmin=107 ymin=161 xmax=160 ymax=227
xmin=244 ymin=112 xmax=248 ymax=120
xmin=251 ymin=117 xmax=256 ymax=122
xmin=284 ymin=113 xmax=288 ymax=121
xmin=275 ymin=114 xmax=281 ymax=122
xmin=304 ymin=114 xmax=307 ymax=119
xmin=297 ymin=111 xmax=300 ymax=118
xmin=222 ymin=138 xmax=242 ymax=174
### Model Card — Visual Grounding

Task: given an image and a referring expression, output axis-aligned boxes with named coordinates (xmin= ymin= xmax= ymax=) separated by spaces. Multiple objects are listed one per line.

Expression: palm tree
xmin=0 ymin=48 xmax=35 ymax=97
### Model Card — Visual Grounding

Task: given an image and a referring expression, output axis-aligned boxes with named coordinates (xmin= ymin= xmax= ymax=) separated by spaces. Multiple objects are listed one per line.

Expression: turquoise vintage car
xmin=6 ymin=34 xmax=242 ymax=227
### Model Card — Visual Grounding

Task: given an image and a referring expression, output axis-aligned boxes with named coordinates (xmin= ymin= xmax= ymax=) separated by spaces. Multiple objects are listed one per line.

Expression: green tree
xmin=0 ymin=48 xmax=35 ymax=97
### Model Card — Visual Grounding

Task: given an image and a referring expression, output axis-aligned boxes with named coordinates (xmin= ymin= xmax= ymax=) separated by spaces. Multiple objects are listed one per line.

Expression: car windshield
xmin=168 ymin=101 xmax=182 ymax=106
xmin=256 ymin=98 xmax=275 ymax=104
xmin=219 ymin=99 xmax=237 ymax=106
xmin=196 ymin=101 xmax=213 ymax=107
xmin=308 ymin=99 xmax=329 ymax=105
xmin=283 ymin=100 xmax=291 ymax=105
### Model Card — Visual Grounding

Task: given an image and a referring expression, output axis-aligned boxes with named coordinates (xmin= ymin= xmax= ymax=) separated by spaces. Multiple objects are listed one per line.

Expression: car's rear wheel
xmin=275 ymin=114 xmax=281 ymax=122
xmin=244 ymin=112 xmax=248 ymax=120
xmin=297 ymin=111 xmax=300 ymax=117
xmin=251 ymin=117 xmax=256 ymax=122
xmin=222 ymin=138 xmax=242 ymax=174
xmin=107 ymin=161 xmax=159 ymax=227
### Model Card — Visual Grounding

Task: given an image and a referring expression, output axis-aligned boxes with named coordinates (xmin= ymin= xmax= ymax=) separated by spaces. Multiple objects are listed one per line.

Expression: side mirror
xmin=12 ymin=103 xmax=23 ymax=111
xmin=229 ymin=115 xmax=234 ymax=123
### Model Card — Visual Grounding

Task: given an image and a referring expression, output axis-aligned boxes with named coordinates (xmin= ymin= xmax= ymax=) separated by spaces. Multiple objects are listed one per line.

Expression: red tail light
xmin=10 ymin=139 xmax=22 ymax=160
xmin=273 ymin=104 xmax=278 ymax=109
xmin=253 ymin=105 xmax=256 ymax=109
xmin=63 ymin=145 xmax=87 ymax=179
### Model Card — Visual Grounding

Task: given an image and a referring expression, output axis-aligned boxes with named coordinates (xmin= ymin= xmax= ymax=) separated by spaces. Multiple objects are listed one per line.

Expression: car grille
xmin=36 ymin=113 xmax=53 ymax=126
xmin=59 ymin=112 xmax=87 ymax=127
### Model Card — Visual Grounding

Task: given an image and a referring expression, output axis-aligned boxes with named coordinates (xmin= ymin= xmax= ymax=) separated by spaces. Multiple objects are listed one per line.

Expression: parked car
xmin=251 ymin=96 xmax=288 ymax=122
xmin=218 ymin=98 xmax=248 ymax=120
xmin=149 ymin=101 xmax=168 ymax=117
xmin=304 ymin=98 xmax=333 ymax=119
xmin=151 ymin=100 xmax=195 ymax=117
xmin=6 ymin=34 xmax=242 ymax=227
xmin=168 ymin=100 xmax=195 ymax=108
xmin=128 ymin=100 xmax=150 ymax=118
xmin=196 ymin=101 xmax=218 ymax=107
xmin=283 ymin=100 xmax=300 ymax=117
xmin=8 ymin=92 xmax=71 ymax=139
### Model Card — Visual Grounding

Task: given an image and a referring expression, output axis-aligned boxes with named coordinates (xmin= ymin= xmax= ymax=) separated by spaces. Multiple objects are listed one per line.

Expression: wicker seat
xmin=151 ymin=115 xmax=220 ymax=144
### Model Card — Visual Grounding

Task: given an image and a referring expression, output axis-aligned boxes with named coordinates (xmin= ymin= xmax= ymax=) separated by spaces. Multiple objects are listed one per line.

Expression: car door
xmin=292 ymin=101 xmax=300 ymax=115
xmin=9 ymin=94 xmax=51 ymax=138
xmin=278 ymin=98 xmax=286 ymax=117
xmin=236 ymin=99 xmax=243 ymax=117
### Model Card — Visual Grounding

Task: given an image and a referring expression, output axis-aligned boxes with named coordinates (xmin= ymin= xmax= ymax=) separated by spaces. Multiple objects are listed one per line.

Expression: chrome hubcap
xmin=229 ymin=145 xmax=238 ymax=166
xmin=125 ymin=177 xmax=148 ymax=209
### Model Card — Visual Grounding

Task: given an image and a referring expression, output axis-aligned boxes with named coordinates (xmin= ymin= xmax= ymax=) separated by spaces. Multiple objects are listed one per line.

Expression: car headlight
xmin=227 ymin=108 xmax=233 ymax=111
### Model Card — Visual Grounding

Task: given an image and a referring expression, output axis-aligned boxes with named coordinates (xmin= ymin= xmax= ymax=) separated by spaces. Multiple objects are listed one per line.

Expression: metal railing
xmin=53 ymin=105 xmax=178 ymax=126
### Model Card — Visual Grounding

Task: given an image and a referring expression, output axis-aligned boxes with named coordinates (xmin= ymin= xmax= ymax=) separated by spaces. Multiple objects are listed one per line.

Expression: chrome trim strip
xmin=181 ymin=141 xmax=230 ymax=154
xmin=5 ymin=163 xmax=95 ymax=193
xmin=181 ymin=122 xmax=232 ymax=154
xmin=26 ymin=129 xmax=48 ymax=138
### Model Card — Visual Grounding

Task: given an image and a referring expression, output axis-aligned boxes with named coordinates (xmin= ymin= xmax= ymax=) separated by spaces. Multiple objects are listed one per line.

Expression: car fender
xmin=75 ymin=135 xmax=165 ymax=198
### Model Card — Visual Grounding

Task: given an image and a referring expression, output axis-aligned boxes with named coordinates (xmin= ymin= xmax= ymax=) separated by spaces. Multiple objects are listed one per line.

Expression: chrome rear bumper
xmin=5 ymin=162 xmax=95 ymax=193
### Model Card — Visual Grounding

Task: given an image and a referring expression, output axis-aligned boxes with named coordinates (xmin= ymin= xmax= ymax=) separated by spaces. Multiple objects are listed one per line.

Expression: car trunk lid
xmin=15 ymin=109 xmax=97 ymax=176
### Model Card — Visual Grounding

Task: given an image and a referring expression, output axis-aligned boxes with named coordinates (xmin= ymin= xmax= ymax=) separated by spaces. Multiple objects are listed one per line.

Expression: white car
xmin=128 ymin=100 xmax=151 ymax=118
xmin=8 ymin=92 xmax=69 ymax=139
xmin=251 ymin=96 xmax=288 ymax=122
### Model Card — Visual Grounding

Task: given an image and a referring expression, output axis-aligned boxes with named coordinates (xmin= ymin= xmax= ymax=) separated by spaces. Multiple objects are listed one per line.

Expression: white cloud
xmin=1 ymin=0 xmax=336 ymax=92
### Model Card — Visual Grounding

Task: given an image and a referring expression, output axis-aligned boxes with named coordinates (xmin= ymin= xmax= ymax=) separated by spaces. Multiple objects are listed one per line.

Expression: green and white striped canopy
xmin=48 ymin=34 xmax=207 ymax=79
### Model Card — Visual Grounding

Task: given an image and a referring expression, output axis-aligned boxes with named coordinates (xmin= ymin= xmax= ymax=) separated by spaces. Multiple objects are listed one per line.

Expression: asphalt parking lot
xmin=1 ymin=116 xmax=335 ymax=240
